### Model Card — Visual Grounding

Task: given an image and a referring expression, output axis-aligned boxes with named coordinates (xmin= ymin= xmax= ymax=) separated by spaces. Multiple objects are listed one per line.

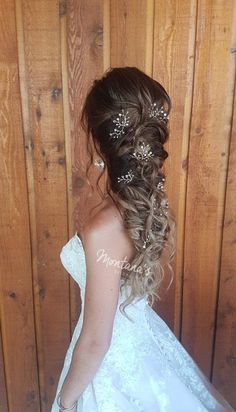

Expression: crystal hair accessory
xmin=156 ymin=176 xmax=166 ymax=191
xmin=143 ymin=234 xmax=150 ymax=249
xmin=148 ymin=103 xmax=169 ymax=123
xmin=112 ymin=103 xmax=169 ymax=185
xmin=131 ymin=141 xmax=154 ymax=162
xmin=109 ymin=103 xmax=168 ymax=141
xmin=142 ymin=195 xmax=169 ymax=250
xmin=153 ymin=197 xmax=169 ymax=216
xmin=109 ymin=109 xmax=130 ymax=139
xmin=108 ymin=105 xmax=169 ymax=251
xmin=117 ymin=169 xmax=134 ymax=184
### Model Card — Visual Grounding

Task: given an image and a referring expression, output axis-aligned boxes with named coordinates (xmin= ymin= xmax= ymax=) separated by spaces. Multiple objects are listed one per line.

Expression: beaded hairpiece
xmin=109 ymin=109 xmax=130 ymax=139
xmin=117 ymin=169 xmax=134 ymax=184
xmin=142 ymin=183 xmax=169 ymax=250
xmin=109 ymin=104 xmax=168 ymax=141
xmin=110 ymin=102 xmax=168 ymax=185
xmin=131 ymin=141 xmax=154 ymax=162
xmin=148 ymin=103 xmax=169 ymax=123
xmin=108 ymin=103 xmax=169 ymax=251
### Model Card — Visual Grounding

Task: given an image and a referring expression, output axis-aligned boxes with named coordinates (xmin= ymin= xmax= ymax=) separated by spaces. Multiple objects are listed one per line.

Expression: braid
xmin=80 ymin=66 xmax=176 ymax=320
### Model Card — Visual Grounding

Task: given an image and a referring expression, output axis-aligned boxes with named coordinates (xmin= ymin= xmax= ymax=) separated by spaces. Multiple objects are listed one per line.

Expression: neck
xmin=105 ymin=191 xmax=124 ymax=218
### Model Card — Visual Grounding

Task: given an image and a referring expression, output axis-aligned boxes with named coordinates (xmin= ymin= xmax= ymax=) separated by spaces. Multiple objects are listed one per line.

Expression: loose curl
xmin=79 ymin=67 xmax=176 ymax=321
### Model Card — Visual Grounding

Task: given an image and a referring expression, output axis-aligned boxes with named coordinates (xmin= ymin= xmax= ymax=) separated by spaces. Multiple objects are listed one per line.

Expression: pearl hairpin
xmin=109 ymin=109 xmax=130 ymax=139
xmin=117 ymin=169 xmax=134 ymax=184
xmin=148 ymin=103 xmax=169 ymax=123
xmin=131 ymin=141 xmax=154 ymax=162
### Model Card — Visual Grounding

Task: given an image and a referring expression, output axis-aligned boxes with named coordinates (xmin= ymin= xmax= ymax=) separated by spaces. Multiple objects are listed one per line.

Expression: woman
xmin=51 ymin=67 xmax=235 ymax=411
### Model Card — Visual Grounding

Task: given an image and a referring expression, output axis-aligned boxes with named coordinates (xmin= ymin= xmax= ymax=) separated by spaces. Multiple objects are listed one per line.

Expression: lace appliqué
xmin=144 ymin=305 xmax=218 ymax=411
xmin=60 ymin=235 xmax=86 ymax=292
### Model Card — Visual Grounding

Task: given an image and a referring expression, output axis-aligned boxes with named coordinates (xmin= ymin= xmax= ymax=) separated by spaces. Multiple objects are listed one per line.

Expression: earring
xmin=94 ymin=158 xmax=105 ymax=170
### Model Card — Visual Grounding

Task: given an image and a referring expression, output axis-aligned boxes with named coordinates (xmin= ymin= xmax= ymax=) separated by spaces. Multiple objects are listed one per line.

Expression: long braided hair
xmin=80 ymin=67 xmax=176 ymax=319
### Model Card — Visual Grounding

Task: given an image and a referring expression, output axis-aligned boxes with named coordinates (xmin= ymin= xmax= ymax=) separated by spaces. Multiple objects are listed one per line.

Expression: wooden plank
xmin=152 ymin=0 xmax=197 ymax=337
xmin=0 ymin=320 xmax=8 ymax=412
xmin=60 ymin=0 xmax=77 ymax=339
xmin=110 ymin=0 xmax=148 ymax=69
xmin=0 ymin=0 xmax=40 ymax=409
xmin=0 ymin=0 xmax=234 ymax=408
xmin=182 ymin=0 xmax=236 ymax=377
xmin=212 ymin=47 xmax=236 ymax=410
xmin=61 ymin=0 xmax=81 ymax=336
xmin=67 ymin=0 xmax=105 ymax=330
xmin=145 ymin=0 xmax=154 ymax=76
xmin=67 ymin=0 xmax=105 ymax=232
xmin=103 ymin=0 xmax=111 ymax=71
xmin=18 ymin=0 xmax=70 ymax=409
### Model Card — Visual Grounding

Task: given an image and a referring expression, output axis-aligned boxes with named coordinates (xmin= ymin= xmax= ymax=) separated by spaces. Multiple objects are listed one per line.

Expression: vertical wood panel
xmin=182 ymin=0 xmax=236 ymax=378
xmin=152 ymin=0 xmax=197 ymax=336
xmin=0 ymin=0 xmax=40 ymax=409
xmin=103 ymin=0 xmax=111 ymax=71
xmin=0 ymin=0 xmax=235 ymax=409
xmin=212 ymin=68 xmax=236 ymax=408
xmin=110 ymin=0 xmax=148 ymax=69
xmin=145 ymin=0 xmax=154 ymax=76
xmin=0 ymin=322 xmax=8 ymax=411
xmin=67 ymin=0 xmax=105 ymax=331
xmin=18 ymin=0 xmax=70 ymax=409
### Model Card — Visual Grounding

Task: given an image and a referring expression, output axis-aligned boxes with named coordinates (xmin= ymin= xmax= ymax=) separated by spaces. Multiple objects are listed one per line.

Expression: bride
xmin=51 ymin=66 xmax=235 ymax=411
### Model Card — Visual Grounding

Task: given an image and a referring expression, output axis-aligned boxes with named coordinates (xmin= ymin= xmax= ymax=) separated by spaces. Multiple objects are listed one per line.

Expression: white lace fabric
xmin=51 ymin=234 xmax=235 ymax=412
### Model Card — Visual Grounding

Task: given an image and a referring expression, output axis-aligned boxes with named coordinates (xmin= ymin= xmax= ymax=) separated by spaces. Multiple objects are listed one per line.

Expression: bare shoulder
xmin=77 ymin=200 xmax=135 ymax=350
xmin=81 ymin=200 xmax=135 ymax=260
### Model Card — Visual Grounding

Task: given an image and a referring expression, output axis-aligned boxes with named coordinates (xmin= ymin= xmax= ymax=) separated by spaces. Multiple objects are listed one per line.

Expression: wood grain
xmin=17 ymin=0 xmax=70 ymax=409
xmin=66 ymin=0 xmax=106 ymax=333
xmin=0 ymin=0 xmax=235 ymax=409
xmin=181 ymin=0 xmax=236 ymax=379
xmin=0 ymin=0 xmax=40 ymax=409
xmin=152 ymin=0 xmax=198 ymax=338
xmin=110 ymin=0 xmax=148 ymax=68
xmin=212 ymin=20 xmax=236 ymax=404
xmin=0 ymin=320 xmax=8 ymax=411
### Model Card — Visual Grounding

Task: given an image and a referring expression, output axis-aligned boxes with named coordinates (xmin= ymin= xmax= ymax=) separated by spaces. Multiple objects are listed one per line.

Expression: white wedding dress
xmin=51 ymin=232 xmax=235 ymax=412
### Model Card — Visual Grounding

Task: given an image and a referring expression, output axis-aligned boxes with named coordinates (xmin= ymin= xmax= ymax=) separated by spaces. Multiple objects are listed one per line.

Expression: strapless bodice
xmin=59 ymin=232 xmax=149 ymax=310
xmin=60 ymin=233 xmax=87 ymax=291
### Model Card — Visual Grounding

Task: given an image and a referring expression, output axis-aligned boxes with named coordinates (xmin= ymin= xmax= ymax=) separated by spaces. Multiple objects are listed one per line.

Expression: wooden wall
xmin=0 ymin=0 xmax=235 ymax=410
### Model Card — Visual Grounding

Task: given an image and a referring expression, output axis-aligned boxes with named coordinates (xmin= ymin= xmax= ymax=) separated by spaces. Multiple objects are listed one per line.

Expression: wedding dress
xmin=51 ymin=232 xmax=235 ymax=412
